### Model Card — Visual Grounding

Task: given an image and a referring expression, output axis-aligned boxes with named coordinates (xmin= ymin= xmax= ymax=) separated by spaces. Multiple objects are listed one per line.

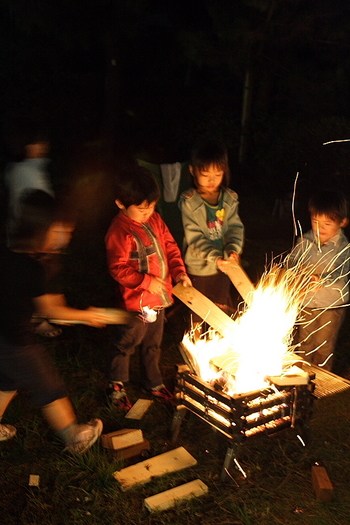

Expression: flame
xmin=182 ymin=262 xmax=318 ymax=396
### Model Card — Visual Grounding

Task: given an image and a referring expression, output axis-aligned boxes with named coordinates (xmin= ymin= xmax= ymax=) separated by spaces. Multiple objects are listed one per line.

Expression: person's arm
xmin=33 ymin=293 xmax=110 ymax=327
xmin=106 ymin=226 xmax=154 ymax=292
xmin=222 ymin=193 xmax=244 ymax=257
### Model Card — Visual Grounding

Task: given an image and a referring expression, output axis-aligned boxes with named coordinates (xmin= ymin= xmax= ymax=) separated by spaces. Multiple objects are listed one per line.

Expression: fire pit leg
xmin=220 ymin=443 xmax=242 ymax=483
xmin=171 ymin=405 xmax=188 ymax=444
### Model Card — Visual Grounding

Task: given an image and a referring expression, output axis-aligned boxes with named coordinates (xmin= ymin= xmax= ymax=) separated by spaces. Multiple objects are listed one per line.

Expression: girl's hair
xmin=308 ymin=190 xmax=349 ymax=223
xmin=114 ymin=165 xmax=160 ymax=208
xmin=11 ymin=190 xmax=57 ymax=251
xmin=190 ymin=139 xmax=230 ymax=188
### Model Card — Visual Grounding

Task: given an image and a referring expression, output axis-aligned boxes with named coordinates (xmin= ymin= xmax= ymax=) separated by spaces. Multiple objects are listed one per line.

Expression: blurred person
xmin=0 ymin=190 xmax=111 ymax=452
xmin=105 ymin=166 xmax=191 ymax=410
xmin=4 ymin=117 xmax=63 ymax=337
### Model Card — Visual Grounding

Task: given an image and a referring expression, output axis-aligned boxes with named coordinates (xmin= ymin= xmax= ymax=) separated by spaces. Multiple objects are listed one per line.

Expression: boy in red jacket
xmin=105 ymin=166 xmax=191 ymax=410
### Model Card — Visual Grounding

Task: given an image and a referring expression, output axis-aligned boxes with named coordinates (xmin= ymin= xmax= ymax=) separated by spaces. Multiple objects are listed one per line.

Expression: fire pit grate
xmin=171 ymin=363 xmax=315 ymax=481
xmin=298 ymin=362 xmax=350 ymax=399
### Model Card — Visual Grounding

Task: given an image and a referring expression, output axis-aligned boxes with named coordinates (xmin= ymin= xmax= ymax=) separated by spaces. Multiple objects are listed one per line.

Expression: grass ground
xmin=1 ymin=197 xmax=350 ymax=524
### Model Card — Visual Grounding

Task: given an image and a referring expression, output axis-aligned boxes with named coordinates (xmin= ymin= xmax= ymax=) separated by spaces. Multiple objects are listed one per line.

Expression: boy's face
xmin=116 ymin=200 xmax=157 ymax=223
xmin=311 ymin=214 xmax=347 ymax=244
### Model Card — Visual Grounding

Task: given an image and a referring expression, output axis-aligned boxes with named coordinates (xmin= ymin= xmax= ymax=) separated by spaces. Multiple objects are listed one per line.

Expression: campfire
xmin=171 ymin=261 xmax=320 ymax=481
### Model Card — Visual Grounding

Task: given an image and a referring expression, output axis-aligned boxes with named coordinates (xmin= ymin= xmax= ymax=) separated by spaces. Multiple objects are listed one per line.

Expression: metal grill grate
xmin=299 ymin=363 xmax=350 ymax=399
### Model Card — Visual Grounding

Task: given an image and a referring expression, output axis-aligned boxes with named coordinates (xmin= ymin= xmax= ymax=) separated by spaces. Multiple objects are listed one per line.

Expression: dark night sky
xmin=2 ymin=0 xmax=350 ymax=201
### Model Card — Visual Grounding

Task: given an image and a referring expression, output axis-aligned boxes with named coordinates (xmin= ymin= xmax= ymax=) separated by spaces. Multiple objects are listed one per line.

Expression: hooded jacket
xmin=179 ymin=187 xmax=244 ymax=276
xmin=105 ymin=210 xmax=186 ymax=312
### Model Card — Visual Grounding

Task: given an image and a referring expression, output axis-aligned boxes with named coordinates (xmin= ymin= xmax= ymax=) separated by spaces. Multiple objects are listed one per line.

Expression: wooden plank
xmin=125 ymin=398 xmax=153 ymax=420
xmin=172 ymin=283 xmax=237 ymax=339
xmin=113 ymin=439 xmax=151 ymax=461
xmin=28 ymin=475 xmax=40 ymax=487
xmin=144 ymin=479 xmax=208 ymax=512
xmin=46 ymin=308 xmax=136 ymax=325
xmin=224 ymin=259 xmax=255 ymax=304
xmin=101 ymin=428 xmax=144 ymax=450
xmin=114 ymin=446 xmax=197 ymax=491
xmin=311 ymin=465 xmax=333 ymax=502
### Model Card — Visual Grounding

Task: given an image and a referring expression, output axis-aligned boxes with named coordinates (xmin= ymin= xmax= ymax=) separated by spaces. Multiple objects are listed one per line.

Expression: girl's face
xmin=190 ymin=164 xmax=224 ymax=192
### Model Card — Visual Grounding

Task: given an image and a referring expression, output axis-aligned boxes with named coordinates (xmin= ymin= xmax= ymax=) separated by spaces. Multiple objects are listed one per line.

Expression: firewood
xmin=114 ymin=446 xmax=197 ymax=491
xmin=311 ymin=465 xmax=333 ymax=502
xmin=125 ymin=398 xmax=153 ymax=419
xmin=101 ymin=428 xmax=144 ymax=450
xmin=172 ymin=283 xmax=236 ymax=339
xmin=144 ymin=479 xmax=208 ymax=512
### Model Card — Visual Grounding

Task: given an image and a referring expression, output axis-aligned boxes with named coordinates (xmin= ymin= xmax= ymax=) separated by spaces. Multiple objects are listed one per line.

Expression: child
xmin=288 ymin=190 xmax=350 ymax=371
xmin=105 ymin=165 xmax=191 ymax=410
xmin=0 ymin=190 xmax=111 ymax=452
xmin=178 ymin=140 xmax=244 ymax=328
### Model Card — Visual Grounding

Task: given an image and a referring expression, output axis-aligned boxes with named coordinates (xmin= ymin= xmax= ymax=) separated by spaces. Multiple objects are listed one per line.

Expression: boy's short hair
xmin=308 ymin=190 xmax=349 ymax=223
xmin=190 ymin=139 xmax=230 ymax=187
xmin=114 ymin=165 xmax=160 ymax=208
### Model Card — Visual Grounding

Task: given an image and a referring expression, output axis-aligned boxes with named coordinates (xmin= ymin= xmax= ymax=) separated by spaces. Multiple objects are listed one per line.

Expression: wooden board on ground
xmin=114 ymin=439 xmax=151 ymax=461
xmin=114 ymin=446 xmax=197 ymax=491
xmin=224 ymin=259 xmax=255 ymax=304
xmin=172 ymin=283 xmax=237 ymax=339
xmin=144 ymin=479 xmax=208 ymax=512
xmin=101 ymin=428 xmax=144 ymax=450
xmin=311 ymin=465 xmax=333 ymax=502
xmin=125 ymin=398 xmax=153 ymax=420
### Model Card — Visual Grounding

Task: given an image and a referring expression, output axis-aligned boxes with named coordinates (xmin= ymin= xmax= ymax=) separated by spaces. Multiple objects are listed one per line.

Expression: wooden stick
xmin=172 ymin=283 xmax=236 ymax=339
xmin=224 ymin=259 xmax=255 ymax=303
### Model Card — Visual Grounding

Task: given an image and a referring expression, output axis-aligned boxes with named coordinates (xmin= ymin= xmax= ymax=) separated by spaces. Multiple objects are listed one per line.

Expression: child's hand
xmin=216 ymin=257 xmax=228 ymax=272
xmin=148 ymin=276 xmax=167 ymax=294
xmin=177 ymin=273 xmax=192 ymax=287
xmin=217 ymin=253 xmax=240 ymax=273
xmin=228 ymin=251 xmax=240 ymax=263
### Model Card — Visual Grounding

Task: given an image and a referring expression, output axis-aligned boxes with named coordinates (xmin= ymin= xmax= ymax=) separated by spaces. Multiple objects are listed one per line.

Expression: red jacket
xmin=105 ymin=210 xmax=187 ymax=312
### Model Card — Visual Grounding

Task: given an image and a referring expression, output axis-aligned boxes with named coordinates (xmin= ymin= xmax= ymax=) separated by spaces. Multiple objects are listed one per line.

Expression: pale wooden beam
xmin=114 ymin=446 xmax=197 ymax=491
xmin=172 ymin=283 xmax=236 ymax=338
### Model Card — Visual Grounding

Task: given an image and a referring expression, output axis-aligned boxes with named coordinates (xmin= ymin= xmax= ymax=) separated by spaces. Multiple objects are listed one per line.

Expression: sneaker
xmin=33 ymin=319 xmax=62 ymax=338
xmin=0 ymin=423 xmax=17 ymax=442
xmin=143 ymin=384 xmax=174 ymax=402
xmin=107 ymin=382 xmax=133 ymax=411
xmin=63 ymin=419 xmax=103 ymax=455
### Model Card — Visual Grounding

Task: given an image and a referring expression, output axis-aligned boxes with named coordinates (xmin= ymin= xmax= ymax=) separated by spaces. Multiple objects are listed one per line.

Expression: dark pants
xmin=109 ymin=310 xmax=165 ymax=390
xmin=0 ymin=337 xmax=66 ymax=406
xmin=294 ymin=307 xmax=345 ymax=371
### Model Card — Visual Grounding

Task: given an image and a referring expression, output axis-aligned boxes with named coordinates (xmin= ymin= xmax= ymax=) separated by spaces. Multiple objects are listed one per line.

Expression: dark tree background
xmin=1 ymin=0 xmax=350 ymax=206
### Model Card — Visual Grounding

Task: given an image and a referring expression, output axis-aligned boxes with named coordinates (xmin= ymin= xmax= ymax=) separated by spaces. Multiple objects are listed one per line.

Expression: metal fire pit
xmin=171 ymin=363 xmax=315 ymax=481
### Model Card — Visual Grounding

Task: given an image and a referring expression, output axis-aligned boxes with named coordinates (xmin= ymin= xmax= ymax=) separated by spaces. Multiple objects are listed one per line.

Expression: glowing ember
xmin=182 ymin=263 xmax=317 ymax=395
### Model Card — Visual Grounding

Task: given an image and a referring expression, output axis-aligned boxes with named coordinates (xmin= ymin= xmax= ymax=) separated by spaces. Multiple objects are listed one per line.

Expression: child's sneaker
xmin=0 ymin=423 xmax=17 ymax=441
xmin=107 ymin=382 xmax=133 ymax=411
xmin=63 ymin=419 xmax=103 ymax=455
xmin=143 ymin=384 xmax=174 ymax=402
